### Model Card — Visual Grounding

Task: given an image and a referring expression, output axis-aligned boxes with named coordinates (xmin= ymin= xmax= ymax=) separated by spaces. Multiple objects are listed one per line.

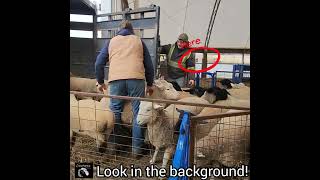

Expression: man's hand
xmin=96 ymin=82 xmax=107 ymax=93
xmin=188 ymin=80 xmax=195 ymax=87
xmin=146 ymin=86 xmax=154 ymax=96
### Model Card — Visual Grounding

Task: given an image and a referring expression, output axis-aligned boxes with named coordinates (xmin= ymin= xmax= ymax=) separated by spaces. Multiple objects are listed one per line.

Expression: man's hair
xmin=120 ymin=19 xmax=133 ymax=32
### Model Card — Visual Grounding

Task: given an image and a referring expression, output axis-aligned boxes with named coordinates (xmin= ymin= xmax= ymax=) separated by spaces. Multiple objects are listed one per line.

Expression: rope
xmin=205 ymin=0 xmax=222 ymax=47
xmin=182 ymin=0 xmax=190 ymax=33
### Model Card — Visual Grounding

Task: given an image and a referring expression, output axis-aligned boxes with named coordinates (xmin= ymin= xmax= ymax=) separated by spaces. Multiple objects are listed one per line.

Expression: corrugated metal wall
xmin=70 ymin=37 xmax=95 ymax=78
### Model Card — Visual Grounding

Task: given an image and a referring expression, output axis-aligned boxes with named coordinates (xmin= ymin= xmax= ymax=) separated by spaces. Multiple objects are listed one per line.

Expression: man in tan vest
xmin=95 ymin=20 xmax=154 ymax=158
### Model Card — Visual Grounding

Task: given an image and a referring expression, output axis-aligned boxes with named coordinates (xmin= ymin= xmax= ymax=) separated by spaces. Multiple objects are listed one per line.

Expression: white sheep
xmin=70 ymin=76 xmax=108 ymax=100
xmin=70 ymin=77 xmax=97 ymax=93
xmin=70 ymin=94 xmax=78 ymax=131
xmin=178 ymin=91 xmax=196 ymax=99
xmin=196 ymin=109 xmax=250 ymax=167
xmin=194 ymin=107 xmax=229 ymax=141
xmin=70 ymin=94 xmax=78 ymax=143
xmin=136 ymin=89 xmax=222 ymax=168
xmin=217 ymin=80 xmax=250 ymax=100
xmin=214 ymin=94 xmax=250 ymax=108
xmin=227 ymin=83 xmax=250 ymax=100
xmin=70 ymin=94 xmax=115 ymax=151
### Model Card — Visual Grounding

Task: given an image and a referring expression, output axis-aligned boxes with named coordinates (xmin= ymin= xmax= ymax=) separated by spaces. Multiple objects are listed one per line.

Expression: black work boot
xmin=113 ymin=124 xmax=131 ymax=153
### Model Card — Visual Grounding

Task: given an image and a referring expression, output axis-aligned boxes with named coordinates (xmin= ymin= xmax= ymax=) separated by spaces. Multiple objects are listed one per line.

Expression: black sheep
xmin=168 ymin=81 xmax=182 ymax=91
xmin=206 ymin=87 xmax=230 ymax=101
xmin=183 ymin=87 xmax=207 ymax=97
xmin=220 ymin=79 xmax=233 ymax=89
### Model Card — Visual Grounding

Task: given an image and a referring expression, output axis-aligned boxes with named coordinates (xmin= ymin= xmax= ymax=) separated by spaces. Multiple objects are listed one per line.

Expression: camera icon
xmin=78 ymin=167 xmax=90 ymax=177
xmin=75 ymin=162 xmax=93 ymax=178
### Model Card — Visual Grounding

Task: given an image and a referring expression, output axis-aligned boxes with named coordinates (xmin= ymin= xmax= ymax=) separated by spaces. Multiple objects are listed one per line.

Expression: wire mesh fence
xmin=191 ymin=110 xmax=250 ymax=170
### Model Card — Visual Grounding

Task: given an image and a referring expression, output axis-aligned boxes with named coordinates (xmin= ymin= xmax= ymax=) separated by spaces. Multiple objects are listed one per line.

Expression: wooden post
xmin=189 ymin=117 xmax=196 ymax=180
xmin=201 ymin=50 xmax=208 ymax=79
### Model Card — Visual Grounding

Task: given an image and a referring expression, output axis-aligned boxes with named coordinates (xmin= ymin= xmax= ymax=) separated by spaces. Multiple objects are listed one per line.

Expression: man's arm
xmin=186 ymin=53 xmax=196 ymax=79
xmin=142 ymin=41 xmax=154 ymax=86
xmin=158 ymin=44 xmax=171 ymax=54
xmin=95 ymin=42 xmax=110 ymax=84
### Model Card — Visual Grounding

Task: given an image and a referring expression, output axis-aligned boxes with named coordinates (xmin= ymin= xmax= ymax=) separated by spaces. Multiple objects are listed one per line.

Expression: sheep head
xmin=95 ymin=82 xmax=109 ymax=94
xmin=153 ymin=79 xmax=180 ymax=100
xmin=219 ymin=79 xmax=233 ymax=89
xmin=201 ymin=87 xmax=229 ymax=103
xmin=137 ymin=101 xmax=165 ymax=126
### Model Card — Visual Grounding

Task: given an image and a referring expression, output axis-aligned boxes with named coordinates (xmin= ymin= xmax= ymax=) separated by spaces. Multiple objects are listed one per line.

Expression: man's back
xmin=108 ymin=34 xmax=145 ymax=82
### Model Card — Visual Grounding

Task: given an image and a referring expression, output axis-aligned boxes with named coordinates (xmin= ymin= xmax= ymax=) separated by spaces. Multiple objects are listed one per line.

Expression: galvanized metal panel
xmin=97 ymin=18 xmax=157 ymax=30
xmin=70 ymin=9 xmax=94 ymax=15
xmin=97 ymin=6 xmax=157 ymax=17
xmin=70 ymin=38 xmax=95 ymax=78
xmin=95 ymin=38 xmax=156 ymax=61
xmin=70 ymin=22 xmax=94 ymax=31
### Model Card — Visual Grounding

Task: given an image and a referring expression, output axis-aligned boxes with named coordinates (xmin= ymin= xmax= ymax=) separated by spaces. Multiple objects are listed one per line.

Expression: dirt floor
xmin=70 ymin=133 xmax=163 ymax=180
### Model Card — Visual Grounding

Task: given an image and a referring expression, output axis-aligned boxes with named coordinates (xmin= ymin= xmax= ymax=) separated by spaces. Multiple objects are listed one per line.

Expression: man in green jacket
xmin=159 ymin=33 xmax=195 ymax=88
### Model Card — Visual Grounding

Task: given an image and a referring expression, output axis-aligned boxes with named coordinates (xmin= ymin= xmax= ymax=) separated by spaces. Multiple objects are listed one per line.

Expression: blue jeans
xmin=109 ymin=79 xmax=145 ymax=154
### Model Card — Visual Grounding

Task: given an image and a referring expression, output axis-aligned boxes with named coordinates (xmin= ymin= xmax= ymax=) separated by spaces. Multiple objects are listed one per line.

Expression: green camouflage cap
xmin=178 ymin=33 xmax=189 ymax=42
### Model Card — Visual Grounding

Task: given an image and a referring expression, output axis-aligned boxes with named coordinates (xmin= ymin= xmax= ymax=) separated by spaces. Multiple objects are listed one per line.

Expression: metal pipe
xmin=70 ymin=91 xmax=250 ymax=110
xmin=201 ymin=50 xmax=208 ymax=79
xmin=190 ymin=110 xmax=250 ymax=121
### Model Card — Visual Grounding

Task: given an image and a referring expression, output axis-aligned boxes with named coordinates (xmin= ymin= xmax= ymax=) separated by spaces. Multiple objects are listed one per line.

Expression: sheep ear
xmin=225 ymin=89 xmax=230 ymax=95
xmin=153 ymin=104 xmax=164 ymax=111
xmin=176 ymin=108 xmax=183 ymax=113
xmin=154 ymin=82 xmax=165 ymax=90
